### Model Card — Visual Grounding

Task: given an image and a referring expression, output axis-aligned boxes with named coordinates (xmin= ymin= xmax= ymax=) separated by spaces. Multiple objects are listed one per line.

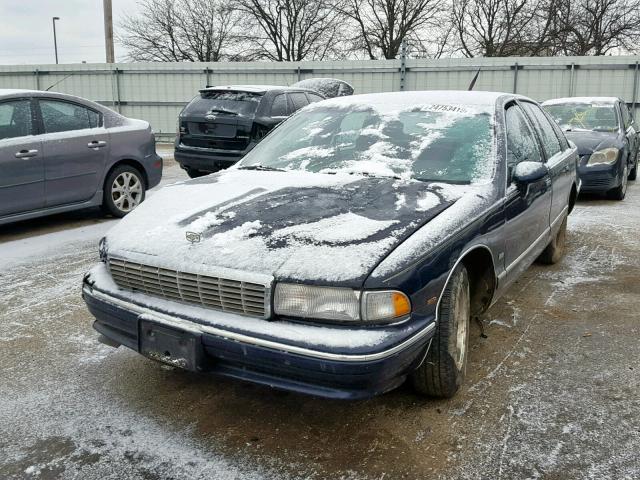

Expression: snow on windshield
xmin=239 ymin=103 xmax=496 ymax=184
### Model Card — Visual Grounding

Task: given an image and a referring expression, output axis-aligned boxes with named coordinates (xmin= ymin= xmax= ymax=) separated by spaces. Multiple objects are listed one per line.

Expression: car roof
xmin=542 ymin=97 xmax=620 ymax=106
xmin=200 ymin=85 xmax=322 ymax=95
xmin=309 ymin=90 xmax=520 ymax=113
xmin=0 ymin=88 xmax=41 ymax=97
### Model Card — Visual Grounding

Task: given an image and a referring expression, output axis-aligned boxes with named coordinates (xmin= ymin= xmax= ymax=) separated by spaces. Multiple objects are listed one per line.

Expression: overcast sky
xmin=0 ymin=1 xmax=140 ymax=65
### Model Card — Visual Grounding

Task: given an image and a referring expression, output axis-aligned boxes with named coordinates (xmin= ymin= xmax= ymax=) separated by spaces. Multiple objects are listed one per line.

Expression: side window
xmin=306 ymin=93 xmax=324 ymax=103
xmin=505 ymin=104 xmax=543 ymax=180
xmin=541 ymin=108 xmax=569 ymax=150
xmin=289 ymin=92 xmax=309 ymax=111
xmin=40 ymin=99 xmax=99 ymax=133
xmin=270 ymin=94 xmax=288 ymax=117
xmin=620 ymin=103 xmax=631 ymax=129
xmin=0 ymin=99 xmax=32 ymax=140
xmin=521 ymin=102 xmax=561 ymax=159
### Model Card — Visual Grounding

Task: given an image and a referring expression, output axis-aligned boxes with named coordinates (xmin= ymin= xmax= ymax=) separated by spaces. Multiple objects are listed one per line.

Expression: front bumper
xmin=82 ymin=269 xmax=435 ymax=400
xmin=578 ymin=158 xmax=622 ymax=192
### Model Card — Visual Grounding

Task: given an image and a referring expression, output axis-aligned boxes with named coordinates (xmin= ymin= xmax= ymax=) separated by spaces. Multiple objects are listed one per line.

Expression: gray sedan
xmin=0 ymin=89 xmax=162 ymax=225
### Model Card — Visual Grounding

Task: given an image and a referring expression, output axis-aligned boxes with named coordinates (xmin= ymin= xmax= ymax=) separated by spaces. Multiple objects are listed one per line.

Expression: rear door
xmin=36 ymin=98 xmax=108 ymax=207
xmin=0 ymin=98 xmax=44 ymax=216
xmin=289 ymin=92 xmax=310 ymax=114
xmin=520 ymin=101 xmax=573 ymax=227
xmin=502 ymin=102 xmax=553 ymax=279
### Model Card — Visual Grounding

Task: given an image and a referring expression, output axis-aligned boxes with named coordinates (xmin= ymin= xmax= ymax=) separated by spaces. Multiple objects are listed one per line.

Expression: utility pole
xmin=103 ymin=0 xmax=115 ymax=63
xmin=52 ymin=17 xmax=60 ymax=64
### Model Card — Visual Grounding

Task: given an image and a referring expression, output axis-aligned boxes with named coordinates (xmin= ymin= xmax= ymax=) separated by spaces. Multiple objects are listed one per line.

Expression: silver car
xmin=0 ymin=89 xmax=162 ymax=225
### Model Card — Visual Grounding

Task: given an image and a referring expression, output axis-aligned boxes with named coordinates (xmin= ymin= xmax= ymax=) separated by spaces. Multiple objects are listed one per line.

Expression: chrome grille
xmin=108 ymin=257 xmax=267 ymax=318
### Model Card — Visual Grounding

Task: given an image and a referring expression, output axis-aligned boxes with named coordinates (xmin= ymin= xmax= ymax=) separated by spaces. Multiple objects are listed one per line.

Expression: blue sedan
xmin=82 ymin=91 xmax=578 ymax=399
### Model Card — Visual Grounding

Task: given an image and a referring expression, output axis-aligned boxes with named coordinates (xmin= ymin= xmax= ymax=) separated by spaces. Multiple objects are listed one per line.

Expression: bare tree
xmin=234 ymin=0 xmax=344 ymax=61
xmin=119 ymin=0 xmax=242 ymax=62
xmin=555 ymin=0 xmax=640 ymax=55
xmin=452 ymin=0 xmax=557 ymax=57
xmin=340 ymin=0 xmax=445 ymax=59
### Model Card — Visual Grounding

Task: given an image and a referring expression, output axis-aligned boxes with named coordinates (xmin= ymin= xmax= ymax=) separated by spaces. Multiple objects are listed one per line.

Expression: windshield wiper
xmin=414 ymin=178 xmax=471 ymax=184
xmin=321 ymin=170 xmax=401 ymax=180
xmin=206 ymin=108 xmax=238 ymax=116
xmin=238 ymin=165 xmax=285 ymax=172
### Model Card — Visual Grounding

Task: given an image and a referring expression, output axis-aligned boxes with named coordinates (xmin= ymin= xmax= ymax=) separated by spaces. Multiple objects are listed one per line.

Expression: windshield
xmin=184 ymin=91 xmax=262 ymax=117
xmin=544 ymin=103 xmax=619 ymax=132
xmin=238 ymin=104 xmax=495 ymax=184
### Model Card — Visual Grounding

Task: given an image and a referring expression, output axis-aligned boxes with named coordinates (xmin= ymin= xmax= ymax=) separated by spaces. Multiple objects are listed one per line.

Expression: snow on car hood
xmin=106 ymin=169 xmax=473 ymax=286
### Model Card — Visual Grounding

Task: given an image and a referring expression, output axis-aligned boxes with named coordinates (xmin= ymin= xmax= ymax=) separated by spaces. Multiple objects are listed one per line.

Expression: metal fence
xmin=2 ymin=56 xmax=639 ymax=141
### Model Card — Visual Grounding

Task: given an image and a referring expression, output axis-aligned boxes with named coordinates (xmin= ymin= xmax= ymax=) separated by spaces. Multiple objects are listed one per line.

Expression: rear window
xmin=184 ymin=91 xmax=263 ymax=117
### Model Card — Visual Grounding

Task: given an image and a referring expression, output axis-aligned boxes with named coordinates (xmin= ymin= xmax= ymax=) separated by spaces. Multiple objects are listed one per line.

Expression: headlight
xmin=587 ymin=147 xmax=619 ymax=166
xmin=98 ymin=236 xmax=108 ymax=263
xmin=274 ymin=283 xmax=411 ymax=323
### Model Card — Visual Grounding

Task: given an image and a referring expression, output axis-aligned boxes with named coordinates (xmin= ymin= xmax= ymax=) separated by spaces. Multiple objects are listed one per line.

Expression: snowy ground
xmin=1 ymin=150 xmax=639 ymax=479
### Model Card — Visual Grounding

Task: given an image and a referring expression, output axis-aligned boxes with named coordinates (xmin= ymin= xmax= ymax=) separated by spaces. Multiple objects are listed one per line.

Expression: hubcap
xmin=622 ymin=165 xmax=628 ymax=194
xmin=111 ymin=172 xmax=142 ymax=213
xmin=453 ymin=281 xmax=470 ymax=371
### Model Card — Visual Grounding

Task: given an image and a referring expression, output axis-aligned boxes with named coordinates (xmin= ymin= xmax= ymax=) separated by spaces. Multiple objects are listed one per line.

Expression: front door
xmin=36 ymin=98 xmax=108 ymax=207
xmin=0 ymin=98 xmax=44 ymax=217
xmin=502 ymin=103 xmax=553 ymax=282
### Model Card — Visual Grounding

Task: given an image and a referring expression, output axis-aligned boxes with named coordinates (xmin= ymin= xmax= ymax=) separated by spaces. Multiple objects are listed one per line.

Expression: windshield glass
xmin=544 ymin=103 xmax=619 ymax=132
xmin=184 ymin=91 xmax=262 ymax=117
xmin=238 ymin=103 xmax=495 ymax=184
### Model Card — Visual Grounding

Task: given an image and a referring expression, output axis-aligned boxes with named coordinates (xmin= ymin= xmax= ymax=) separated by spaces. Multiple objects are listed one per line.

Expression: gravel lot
xmin=1 ymin=148 xmax=639 ymax=479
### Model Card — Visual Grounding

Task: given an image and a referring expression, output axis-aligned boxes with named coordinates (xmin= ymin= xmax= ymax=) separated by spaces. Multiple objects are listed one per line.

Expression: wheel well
xmin=568 ymin=183 xmax=578 ymax=214
xmin=104 ymin=159 xmax=149 ymax=191
xmin=460 ymin=247 xmax=496 ymax=316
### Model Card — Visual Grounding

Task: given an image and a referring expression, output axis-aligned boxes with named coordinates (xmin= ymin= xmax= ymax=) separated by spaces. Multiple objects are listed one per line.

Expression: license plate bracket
xmin=139 ymin=319 xmax=202 ymax=372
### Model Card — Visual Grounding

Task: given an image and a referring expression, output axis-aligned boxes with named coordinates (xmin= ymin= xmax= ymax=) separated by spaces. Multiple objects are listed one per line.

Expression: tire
xmin=608 ymin=163 xmax=628 ymax=200
xmin=538 ymin=215 xmax=567 ymax=264
xmin=102 ymin=165 xmax=146 ymax=218
xmin=629 ymin=151 xmax=638 ymax=181
xmin=184 ymin=167 xmax=207 ymax=179
xmin=411 ymin=264 xmax=471 ymax=398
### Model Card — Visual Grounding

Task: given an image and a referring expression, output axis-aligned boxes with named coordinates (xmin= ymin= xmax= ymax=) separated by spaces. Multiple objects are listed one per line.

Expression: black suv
xmin=175 ymin=85 xmax=324 ymax=177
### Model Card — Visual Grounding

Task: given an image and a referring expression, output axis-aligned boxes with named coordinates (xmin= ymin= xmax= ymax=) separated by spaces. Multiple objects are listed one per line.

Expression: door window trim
xmin=34 ymin=97 xmax=103 ymax=135
xmin=0 ymin=97 xmax=37 ymax=141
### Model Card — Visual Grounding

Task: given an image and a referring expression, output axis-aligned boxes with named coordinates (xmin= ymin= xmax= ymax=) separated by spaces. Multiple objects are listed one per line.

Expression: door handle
xmin=15 ymin=149 xmax=38 ymax=158
xmin=88 ymin=140 xmax=107 ymax=149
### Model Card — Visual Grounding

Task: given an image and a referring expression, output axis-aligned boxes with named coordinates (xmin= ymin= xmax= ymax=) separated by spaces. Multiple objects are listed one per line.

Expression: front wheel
xmin=629 ymin=152 xmax=638 ymax=181
xmin=102 ymin=165 xmax=146 ymax=218
xmin=411 ymin=264 xmax=471 ymax=398
xmin=537 ymin=215 xmax=567 ymax=264
xmin=608 ymin=164 xmax=628 ymax=200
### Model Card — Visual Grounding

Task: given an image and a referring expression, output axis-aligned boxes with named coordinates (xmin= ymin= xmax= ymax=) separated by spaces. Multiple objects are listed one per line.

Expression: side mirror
xmin=513 ymin=161 xmax=548 ymax=184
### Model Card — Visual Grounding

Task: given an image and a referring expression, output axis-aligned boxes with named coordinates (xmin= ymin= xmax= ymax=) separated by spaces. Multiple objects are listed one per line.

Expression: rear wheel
xmin=608 ymin=164 xmax=628 ymax=200
xmin=184 ymin=167 xmax=207 ymax=179
xmin=538 ymin=215 xmax=567 ymax=264
xmin=102 ymin=165 xmax=145 ymax=218
xmin=411 ymin=264 xmax=470 ymax=398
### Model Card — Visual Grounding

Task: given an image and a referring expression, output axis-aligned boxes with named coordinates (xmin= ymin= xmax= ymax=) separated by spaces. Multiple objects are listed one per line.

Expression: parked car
xmin=174 ymin=85 xmax=325 ymax=178
xmin=542 ymin=97 xmax=638 ymax=200
xmin=0 ymin=89 xmax=161 ymax=225
xmin=291 ymin=77 xmax=354 ymax=98
xmin=83 ymin=91 xmax=578 ymax=399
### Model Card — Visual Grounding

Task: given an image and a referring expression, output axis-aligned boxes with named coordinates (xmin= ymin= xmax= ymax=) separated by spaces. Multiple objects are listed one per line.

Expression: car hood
xmin=564 ymin=131 xmax=621 ymax=156
xmin=106 ymin=169 xmax=479 ymax=287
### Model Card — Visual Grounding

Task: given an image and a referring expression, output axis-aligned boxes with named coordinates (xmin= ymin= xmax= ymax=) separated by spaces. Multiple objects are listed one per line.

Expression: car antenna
xmin=45 ymin=73 xmax=73 ymax=91
xmin=467 ymin=67 xmax=481 ymax=91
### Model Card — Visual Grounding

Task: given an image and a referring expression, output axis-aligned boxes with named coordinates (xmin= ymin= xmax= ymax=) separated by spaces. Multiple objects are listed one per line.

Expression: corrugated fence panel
xmin=2 ymin=56 xmax=640 ymax=140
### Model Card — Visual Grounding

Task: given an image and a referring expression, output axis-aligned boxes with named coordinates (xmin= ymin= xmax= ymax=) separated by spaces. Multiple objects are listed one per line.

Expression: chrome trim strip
xmin=85 ymin=287 xmax=435 ymax=362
